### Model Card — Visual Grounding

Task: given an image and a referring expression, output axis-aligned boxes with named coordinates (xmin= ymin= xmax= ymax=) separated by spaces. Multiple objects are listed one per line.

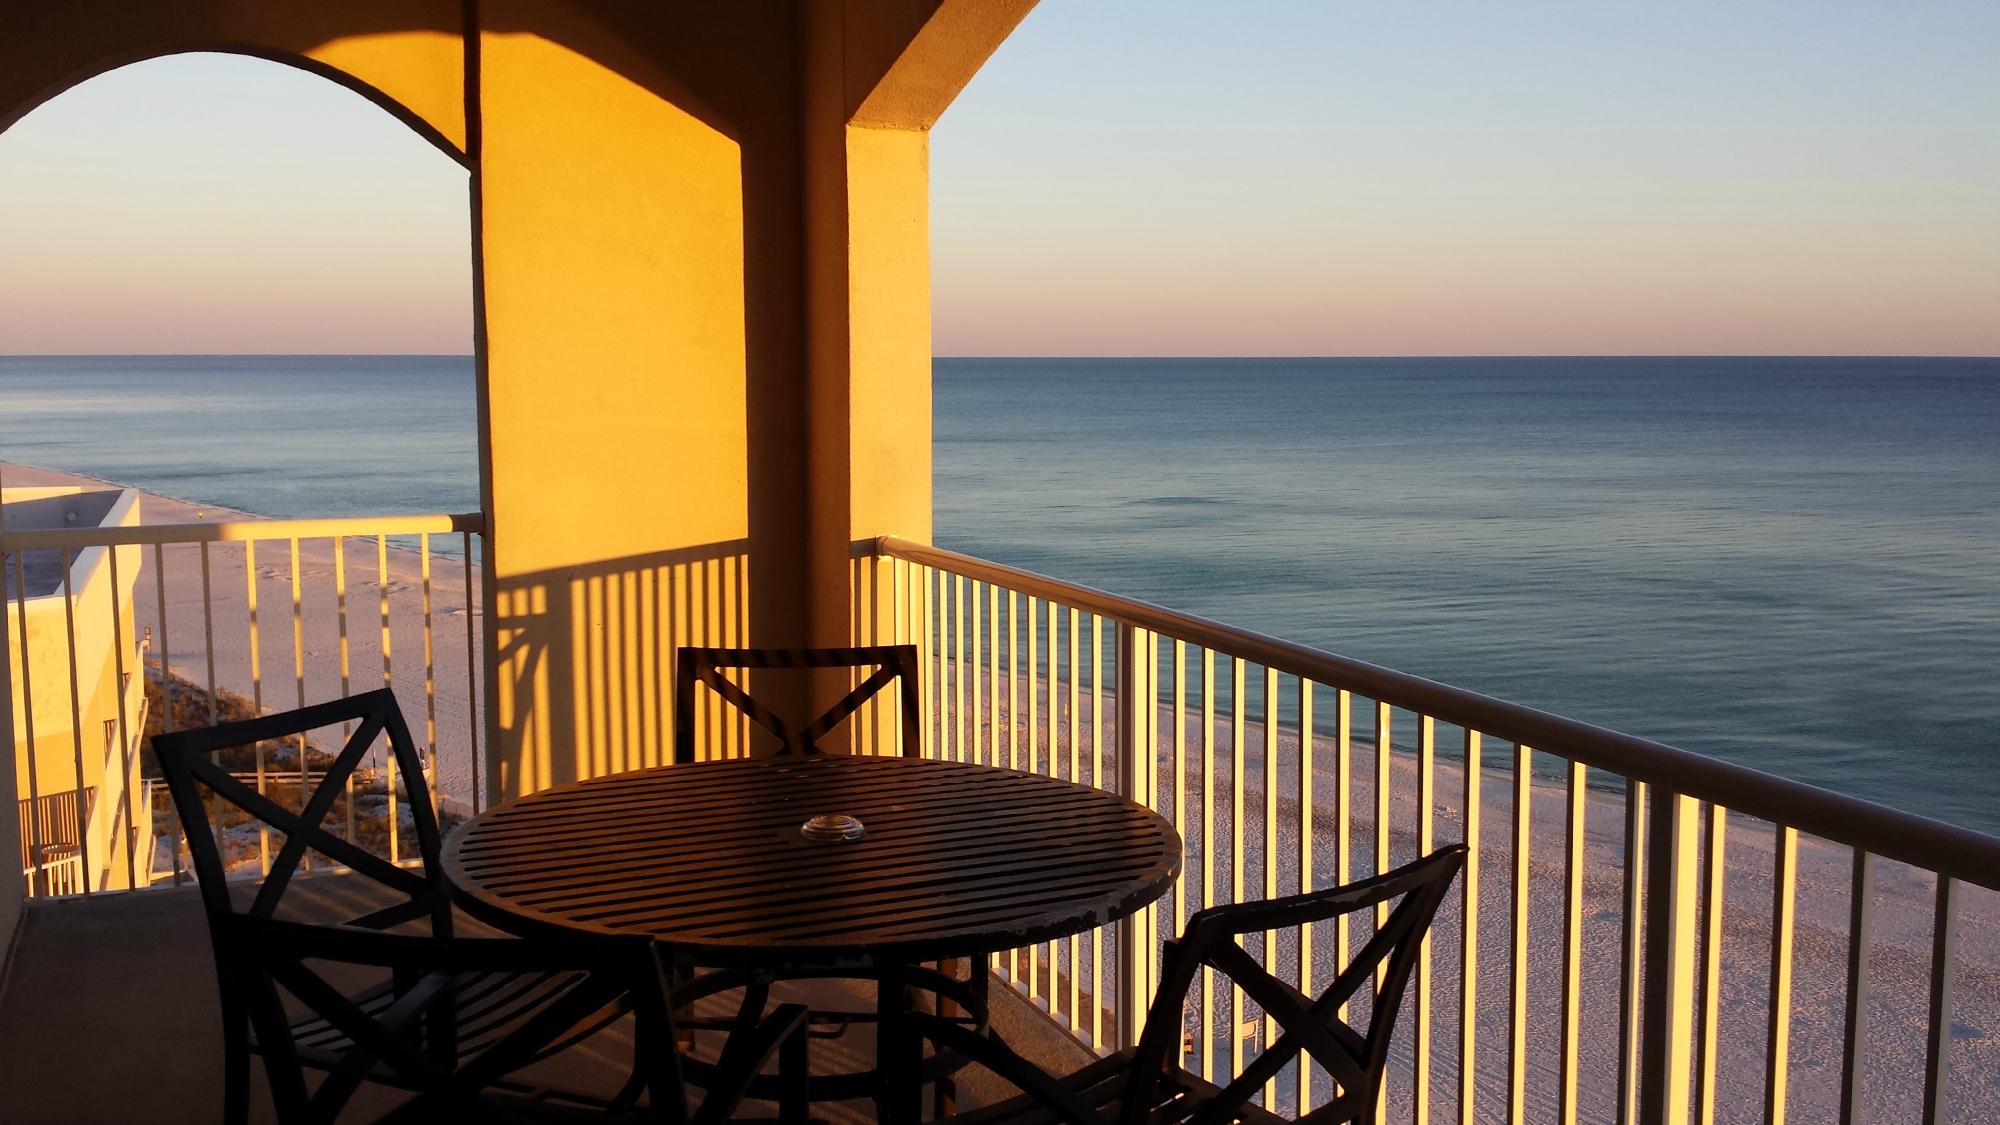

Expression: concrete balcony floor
xmin=0 ymin=874 xmax=1094 ymax=1122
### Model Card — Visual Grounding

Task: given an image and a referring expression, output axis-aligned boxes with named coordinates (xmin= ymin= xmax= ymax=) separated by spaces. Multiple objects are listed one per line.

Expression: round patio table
xmin=442 ymin=753 xmax=1182 ymax=1120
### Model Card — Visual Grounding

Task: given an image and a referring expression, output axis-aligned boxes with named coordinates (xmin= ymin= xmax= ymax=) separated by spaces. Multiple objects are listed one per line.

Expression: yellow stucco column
xmin=804 ymin=0 xmax=1040 ymax=612
xmin=0 ymin=1 xmax=1037 ymax=809
xmin=473 ymin=10 xmax=759 ymax=799
xmin=801 ymin=1 xmax=1036 ymax=749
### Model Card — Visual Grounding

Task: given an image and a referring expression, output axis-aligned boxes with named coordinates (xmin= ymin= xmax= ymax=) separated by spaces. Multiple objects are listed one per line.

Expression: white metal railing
xmin=864 ymin=536 xmax=2000 ymax=1125
xmin=2 ymin=512 xmax=485 ymax=895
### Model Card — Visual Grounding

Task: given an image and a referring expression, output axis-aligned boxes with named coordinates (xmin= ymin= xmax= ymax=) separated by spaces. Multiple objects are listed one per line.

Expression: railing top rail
xmin=874 ymin=536 xmax=2000 ymax=891
xmin=0 ymin=512 xmax=485 ymax=551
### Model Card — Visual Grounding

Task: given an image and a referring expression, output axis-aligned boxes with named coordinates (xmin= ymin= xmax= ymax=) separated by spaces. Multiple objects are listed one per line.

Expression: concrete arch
xmin=0 ymin=44 xmax=468 ymax=169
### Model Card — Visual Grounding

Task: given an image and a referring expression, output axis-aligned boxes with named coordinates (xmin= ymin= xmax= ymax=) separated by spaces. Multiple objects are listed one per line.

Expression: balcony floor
xmin=0 ymin=875 xmax=1094 ymax=1122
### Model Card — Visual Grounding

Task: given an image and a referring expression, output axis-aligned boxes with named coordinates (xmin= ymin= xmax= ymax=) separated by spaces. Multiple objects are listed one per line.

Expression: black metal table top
xmin=443 ymin=754 xmax=1182 ymax=966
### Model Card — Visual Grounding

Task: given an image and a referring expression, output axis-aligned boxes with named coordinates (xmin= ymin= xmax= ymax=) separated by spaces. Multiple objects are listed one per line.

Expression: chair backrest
xmin=1125 ymin=845 xmax=1467 ymax=1125
xmin=151 ymin=688 xmax=450 ymax=936
xmin=231 ymin=918 xmax=684 ymax=1123
xmin=673 ymin=645 xmax=922 ymax=761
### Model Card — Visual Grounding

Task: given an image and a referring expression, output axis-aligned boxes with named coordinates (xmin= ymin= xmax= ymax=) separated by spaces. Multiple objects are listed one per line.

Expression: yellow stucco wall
xmin=0 ymin=2 xmax=1037 ymax=817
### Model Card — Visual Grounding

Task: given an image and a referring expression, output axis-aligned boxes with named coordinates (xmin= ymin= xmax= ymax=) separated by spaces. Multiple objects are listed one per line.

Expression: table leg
xmin=876 ymin=966 xmax=924 ymax=1124
xmin=933 ymin=958 xmax=959 ymax=1119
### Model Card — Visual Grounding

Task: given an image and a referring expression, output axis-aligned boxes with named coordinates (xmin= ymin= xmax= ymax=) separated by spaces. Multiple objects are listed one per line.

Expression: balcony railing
xmin=859 ymin=536 xmax=2000 ymax=1125
xmin=2 ymin=512 xmax=485 ymax=891
xmin=5 ymin=515 xmax=1994 ymax=1121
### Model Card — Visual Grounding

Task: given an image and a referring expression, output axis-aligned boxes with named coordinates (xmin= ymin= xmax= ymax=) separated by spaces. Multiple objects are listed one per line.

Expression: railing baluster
xmin=11 ymin=554 xmax=47 ymax=896
xmin=197 ymin=541 xmax=224 ymax=838
xmin=1058 ymin=595 xmax=1071 ymax=1003
xmin=1922 ymin=874 xmax=1959 ymax=1124
xmin=989 ymin=584 xmax=1000 ymax=767
xmin=953 ymin=572 xmax=965 ymax=764
xmin=993 ymin=579 xmax=1012 ymax=981
xmin=419 ymin=535 xmax=438 ymax=801
xmin=1091 ymin=613 xmax=1105 ymax=1050
xmin=1375 ymin=700 xmax=1393 ymax=971
xmin=106 ymin=543 xmax=136 ymax=889
xmin=243 ymin=540 xmax=268 ymax=873
xmin=289 ymin=541 xmax=317 ymax=860
xmin=969 ymin=579 xmax=983 ymax=764
xmin=1559 ymin=759 xmax=1586 ymax=1125
xmin=198 ymin=542 xmax=219 ymax=726
xmin=1072 ymin=596 xmax=1088 ymax=1024
xmin=1008 ymin=588 xmax=1024 ymax=768
xmin=1174 ymin=642 xmax=1187 ymax=902
xmin=1619 ymin=780 xmax=1648 ymax=1125
xmin=1230 ymin=655 xmax=1247 ymax=1077
xmin=1043 ymin=595 xmax=1060 ymax=999
xmin=1640 ymin=789 xmax=1701 ymax=1124
xmin=377 ymin=535 xmax=397 ymax=864
xmin=1765 ymin=825 xmax=1797 ymax=1125
xmin=1838 ymin=849 xmax=1872 ymax=1124
xmin=1417 ymin=714 xmax=1436 ymax=1123
xmin=1296 ymin=676 xmax=1315 ymax=1113
xmin=60 ymin=548 xmax=93 ymax=896
xmin=461 ymin=530 xmax=479 ymax=813
xmin=1152 ymin=632 xmax=1168 ymax=996
xmin=920 ymin=565 xmax=936 ymax=760
xmin=1696 ymin=805 xmax=1727 ymax=1125
xmin=936 ymin=567 xmax=949 ymax=761
xmin=1509 ymin=743 xmax=1532 ymax=1124
xmin=153 ymin=542 xmax=183 ymax=884
xmin=1459 ymin=727 xmax=1482 ymax=1125
xmin=1071 ymin=607 xmax=1083 ymax=793
xmin=1333 ymin=687 xmax=1351 ymax=1030
xmin=152 ymin=544 xmax=173 ymax=736
xmin=334 ymin=536 xmax=351 ymax=710
xmin=1024 ymin=592 xmax=1040 ymax=984
xmin=1263 ymin=665 xmax=1280 ymax=1107
xmin=1200 ymin=646 xmax=1217 ymax=1081
xmin=1115 ymin=622 xmax=1157 ymax=1048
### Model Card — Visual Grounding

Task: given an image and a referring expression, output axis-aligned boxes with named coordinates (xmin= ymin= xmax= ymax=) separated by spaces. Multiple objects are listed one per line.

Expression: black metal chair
xmin=922 ymin=845 xmax=1468 ymax=1125
xmin=672 ymin=645 xmax=986 ymax=1112
xmin=672 ymin=644 xmax=923 ymax=761
xmin=154 ymin=688 xmax=808 ymax=1123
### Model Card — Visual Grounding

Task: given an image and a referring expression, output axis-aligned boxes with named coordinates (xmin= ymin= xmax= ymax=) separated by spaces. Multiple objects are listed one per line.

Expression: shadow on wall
xmin=491 ymin=539 xmax=754 ymax=797
xmin=492 ymin=544 xmax=933 ymax=797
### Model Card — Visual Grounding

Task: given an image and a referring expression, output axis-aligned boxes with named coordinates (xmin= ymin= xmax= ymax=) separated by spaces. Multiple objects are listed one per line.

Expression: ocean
xmin=3 ymin=354 xmax=1996 ymax=831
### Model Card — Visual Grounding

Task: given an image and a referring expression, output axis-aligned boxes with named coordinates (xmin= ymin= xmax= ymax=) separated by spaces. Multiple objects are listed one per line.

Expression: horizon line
xmin=3 ymin=351 xmax=1997 ymax=362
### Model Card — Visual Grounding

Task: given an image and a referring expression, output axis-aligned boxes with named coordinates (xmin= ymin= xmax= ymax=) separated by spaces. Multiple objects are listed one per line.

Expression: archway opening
xmin=1 ymin=51 xmax=483 ymax=898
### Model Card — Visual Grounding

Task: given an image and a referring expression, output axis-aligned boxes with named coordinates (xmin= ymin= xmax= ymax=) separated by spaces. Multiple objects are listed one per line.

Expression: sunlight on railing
xmin=863 ymin=536 xmax=2000 ymax=1125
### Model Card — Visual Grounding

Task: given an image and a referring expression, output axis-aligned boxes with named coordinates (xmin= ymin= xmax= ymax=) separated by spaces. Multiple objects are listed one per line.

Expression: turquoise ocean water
xmin=3 ymin=354 xmax=1996 ymax=831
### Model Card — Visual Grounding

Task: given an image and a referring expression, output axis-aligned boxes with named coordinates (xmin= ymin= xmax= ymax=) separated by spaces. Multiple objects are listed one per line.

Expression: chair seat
xmin=276 ymin=967 xmax=620 ymax=1077
xmin=950 ymin=1048 xmax=1289 ymax=1125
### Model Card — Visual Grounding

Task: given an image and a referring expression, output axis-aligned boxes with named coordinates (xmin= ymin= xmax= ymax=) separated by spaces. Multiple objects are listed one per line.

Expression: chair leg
xmin=780 ymin=1017 xmax=810 ymax=1124
xmin=221 ymin=1014 xmax=251 ymax=1125
xmin=673 ymin=962 xmax=698 ymax=1053
xmin=875 ymin=967 xmax=923 ymax=1125
xmin=932 ymin=959 xmax=960 ymax=1119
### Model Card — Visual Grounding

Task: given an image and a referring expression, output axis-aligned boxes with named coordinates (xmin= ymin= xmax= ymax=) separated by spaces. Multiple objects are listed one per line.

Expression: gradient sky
xmin=2 ymin=3 xmax=1996 ymax=356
